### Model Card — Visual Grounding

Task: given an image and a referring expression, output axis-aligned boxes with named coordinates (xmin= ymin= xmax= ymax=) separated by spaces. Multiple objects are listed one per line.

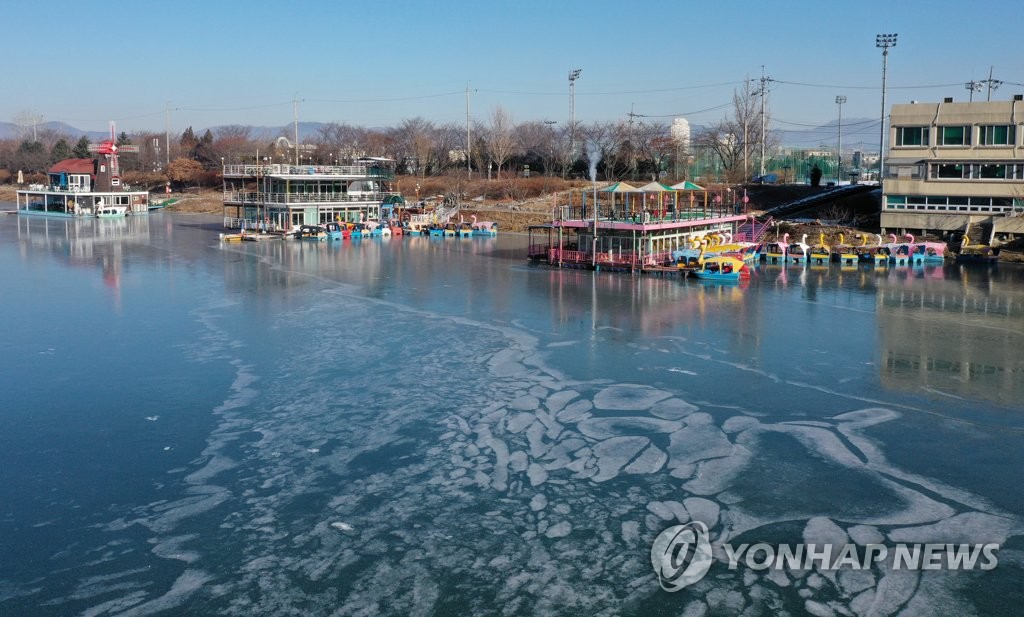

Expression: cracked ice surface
xmin=29 ymin=282 xmax=1022 ymax=617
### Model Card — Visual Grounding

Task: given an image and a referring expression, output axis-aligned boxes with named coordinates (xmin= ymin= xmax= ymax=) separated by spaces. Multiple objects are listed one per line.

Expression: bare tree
xmin=692 ymin=81 xmax=774 ymax=184
xmin=391 ymin=117 xmax=436 ymax=176
xmin=316 ymin=123 xmax=369 ymax=161
xmin=213 ymin=125 xmax=254 ymax=163
xmin=431 ymin=122 xmax=465 ymax=174
xmin=484 ymin=106 xmax=516 ymax=179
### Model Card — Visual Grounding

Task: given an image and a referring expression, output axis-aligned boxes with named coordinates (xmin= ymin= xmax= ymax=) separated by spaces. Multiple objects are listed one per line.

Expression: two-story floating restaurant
xmin=221 ymin=157 xmax=403 ymax=230
xmin=528 ymin=181 xmax=763 ymax=271
xmin=15 ymin=140 xmax=149 ymax=217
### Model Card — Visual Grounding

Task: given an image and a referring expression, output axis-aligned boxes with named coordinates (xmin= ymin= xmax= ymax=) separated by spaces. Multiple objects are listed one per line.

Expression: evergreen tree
xmin=72 ymin=135 xmax=91 ymax=158
xmin=180 ymin=126 xmax=198 ymax=151
xmin=117 ymin=131 xmax=132 ymax=146
xmin=50 ymin=138 xmax=72 ymax=163
xmin=191 ymin=140 xmax=220 ymax=171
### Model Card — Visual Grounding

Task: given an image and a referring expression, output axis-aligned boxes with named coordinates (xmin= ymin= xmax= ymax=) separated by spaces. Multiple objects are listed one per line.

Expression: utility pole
xmin=165 ymin=103 xmax=171 ymax=167
xmin=835 ymin=95 xmax=846 ymax=184
xmin=965 ymin=80 xmax=983 ymax=102
xmin=466 ymin=82 xmax=472 ymax=177
xmin=982 ymin=66 xmax=1002 ymax=102
xmin=627 ymin=104 xmax=641 ymax=180
xmin=293 ymin=95 xmax=300 ymax=166
xmin=569 ymin=69 xmax=581 ymax=163
xmin=754 ymin=67 xmax=773 ymax=179
xmin=875 ymin=33 xmax=897 ymax=184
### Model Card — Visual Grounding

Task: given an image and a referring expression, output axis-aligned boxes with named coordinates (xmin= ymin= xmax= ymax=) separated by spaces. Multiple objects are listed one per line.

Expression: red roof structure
xmin=49 ymin=158 xmax=95 ymax=174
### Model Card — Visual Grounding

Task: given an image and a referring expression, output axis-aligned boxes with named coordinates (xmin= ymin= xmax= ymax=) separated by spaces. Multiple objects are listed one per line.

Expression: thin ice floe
xmin=20 ymin=272 xmax=1018 ymax=617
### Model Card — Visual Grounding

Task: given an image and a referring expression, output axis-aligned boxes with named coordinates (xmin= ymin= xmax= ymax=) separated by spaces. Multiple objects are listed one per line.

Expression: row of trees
xmin=2 ymin=87 xmax=776 ymax=187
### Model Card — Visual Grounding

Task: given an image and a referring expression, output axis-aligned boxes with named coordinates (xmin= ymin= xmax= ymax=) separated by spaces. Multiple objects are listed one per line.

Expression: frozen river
xmin=1 ymin=212 xmax=1022 ymax=616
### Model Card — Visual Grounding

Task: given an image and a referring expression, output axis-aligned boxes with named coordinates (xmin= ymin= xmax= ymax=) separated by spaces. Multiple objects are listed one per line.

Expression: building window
xmin=936 ymin=126 xmax=970 ymax=146
xmin=895 ymin=126 xmax=929 ymax=146
xmin=979 ymin=125 xmax=1014 ymax=146
xmin=979 ymin=164 xmax=1007 ymax=179
xmin=934 ymin=163 xmax=965 ymax=179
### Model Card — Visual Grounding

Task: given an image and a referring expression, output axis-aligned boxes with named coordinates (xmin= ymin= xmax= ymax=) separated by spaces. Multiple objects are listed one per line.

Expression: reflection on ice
xmin=20 ymin=253 xmax=1020 ymax=617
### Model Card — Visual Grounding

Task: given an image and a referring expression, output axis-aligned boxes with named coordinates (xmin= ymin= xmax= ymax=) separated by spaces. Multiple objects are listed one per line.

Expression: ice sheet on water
xmin=555 ymin=399 xmax=593 ymax=423
xmin=95 ymin=569 xmax=211 ymax=617
xmin=849 ymin=568 xmax=919 ymax=617
xmin=545 ymin=521 xmax=572 ymax=538
xmin=150 ymin=533 xmax=201 ymax=563
xmin=888 ymin=511 xmax=1019 ymax=545
xmin=576 ymin=416 xmax=682 ymax=440
xmin=590 ymin=436 xmax=650 ymax=482
xmin=93 ymin=280 xmax=1021 ymax=617
xmin=544 ymin=389 xmax=580 ymax=414
xmin=847 ymin=524 xmax=885 ymax=546
xmin=683 ymin=498 xmax=719 ymax=530
xmin=648 ymin=397 xmax=700 ymax=420
xmin=592 ymin=384 xmax=672 ymax=410
xmin=527 ymin=462 xmax=549 ymax=487
xmin=666 ymin=413 xmax=735 ymax=468
xmin=803 ymin=517 xmax=849 ymax=548
xmin=510 ymin=394 xmax=541 ymax=411
xmin=622 ymin=443 xmax=666 ymax=475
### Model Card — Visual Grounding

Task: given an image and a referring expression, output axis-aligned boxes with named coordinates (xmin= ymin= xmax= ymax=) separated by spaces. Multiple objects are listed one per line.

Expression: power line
xmin=774 ymin=78 xmax=963 ymax=90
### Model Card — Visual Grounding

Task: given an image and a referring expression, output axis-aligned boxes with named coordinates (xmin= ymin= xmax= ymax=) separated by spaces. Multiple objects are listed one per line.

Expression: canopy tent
xmin=671 ymin=180 xmax=704 ymax=190
xmin=638 ymin=182 xmax=675 ymax=216
xmin=595 ymin=182 xmax=640 ymax=216
xmin=637 ymin=181 xmax=674 ymax=192
xmin=599 ymin=182 xmax=640 ymax=193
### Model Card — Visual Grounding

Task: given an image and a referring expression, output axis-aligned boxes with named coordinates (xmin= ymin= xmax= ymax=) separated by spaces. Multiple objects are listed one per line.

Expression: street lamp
xmin=835 ymin=95 xmax=846 ymax=184
xmin=568 ymin=69 xmax=582 ymax=161
xmin=876 ymin=33 xmax=897 ymax=184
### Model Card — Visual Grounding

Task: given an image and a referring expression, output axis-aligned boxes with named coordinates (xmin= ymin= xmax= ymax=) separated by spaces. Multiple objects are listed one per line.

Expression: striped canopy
xmin=599 ymin=181 xmax=640 ymax=193
xmin=638 ymin=181 xmax=675 ymax=192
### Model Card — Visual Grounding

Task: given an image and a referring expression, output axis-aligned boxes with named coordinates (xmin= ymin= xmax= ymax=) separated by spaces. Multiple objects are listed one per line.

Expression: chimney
xmin=943 ymin=97 xmax=953 ymax=103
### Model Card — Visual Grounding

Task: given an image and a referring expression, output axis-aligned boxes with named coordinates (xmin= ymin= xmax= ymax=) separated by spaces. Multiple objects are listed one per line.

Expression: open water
xmin=1 ymin=212 xmax=1022 ymax=616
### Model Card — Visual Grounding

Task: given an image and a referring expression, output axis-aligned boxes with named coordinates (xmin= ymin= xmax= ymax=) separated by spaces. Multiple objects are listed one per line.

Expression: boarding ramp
xmin=734 ymin=216 xmax=773 ymax=243
xmin=760 ymin=184 xmax=878 ymax=220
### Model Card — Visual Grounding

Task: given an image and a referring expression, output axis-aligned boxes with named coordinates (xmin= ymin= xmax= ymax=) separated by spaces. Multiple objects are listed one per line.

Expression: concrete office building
xmin=881 ymin=96 xmax=1024 ymax=244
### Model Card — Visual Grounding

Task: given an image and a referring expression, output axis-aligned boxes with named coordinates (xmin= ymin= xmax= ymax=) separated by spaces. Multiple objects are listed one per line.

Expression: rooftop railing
xmin=223 ymin=191 xmax=401 ymax=205
xmin=223 ymin=163 xmax=394 ymax=180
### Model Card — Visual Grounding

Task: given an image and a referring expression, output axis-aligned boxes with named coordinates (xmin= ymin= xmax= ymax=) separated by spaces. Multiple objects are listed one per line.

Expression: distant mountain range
xmin=0 ymin=118 xmax=882 ymax=151
xmin=0 ymin=121 xmax=324 ymax=143
xmin=773 ymin=117 xmax=882 ymax=151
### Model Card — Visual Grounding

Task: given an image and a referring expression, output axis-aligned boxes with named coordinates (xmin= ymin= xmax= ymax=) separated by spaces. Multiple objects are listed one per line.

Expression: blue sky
xmin=6 ymin=0 xmax=1023 ymax=140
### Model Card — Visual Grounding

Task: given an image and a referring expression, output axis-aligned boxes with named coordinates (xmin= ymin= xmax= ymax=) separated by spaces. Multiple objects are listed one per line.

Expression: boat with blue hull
xmin=691 ymin=256 xmax=750 ymax=282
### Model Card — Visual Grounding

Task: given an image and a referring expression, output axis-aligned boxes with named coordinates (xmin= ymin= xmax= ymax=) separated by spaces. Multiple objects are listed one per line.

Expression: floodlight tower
xmin=835 ymin=95 xmax=846 ymax=184
xmin=875 ymin=33 xmax=897 ymax=183
xmin=569 ymin=69 xmax=582 ymax=159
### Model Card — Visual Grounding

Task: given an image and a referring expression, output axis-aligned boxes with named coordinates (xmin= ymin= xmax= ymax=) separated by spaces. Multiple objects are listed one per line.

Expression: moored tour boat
xmin=16 ymin=134 xmax=149 ymax=218
xmin=691 ymin=256 xmax=750 ymax=282
xmin=471 ymin=215 xmax=498 ymax=236
xmin=324 ymin=222 xmax=349 ymax=241
xmin=904 ymin=234 xmax=946 ymax=265
xmin=809 ymin=233 xmax=831 ymax=266
xmin=788 ymin=234 xmax=809 ymax=265
xmin=764 ymin=233 xmax=789 ymax=265
xmin=887 ymin=234 xmax=911 ymax=266
xmin=96 ymin=205 xmax=129 ymax=218
xmin=834 ymin=233 xmax=858 ymax=266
